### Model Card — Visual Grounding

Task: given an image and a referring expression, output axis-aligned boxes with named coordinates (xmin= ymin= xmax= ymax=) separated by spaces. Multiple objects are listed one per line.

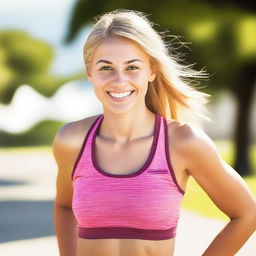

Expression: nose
xmin=112 ymin=71 xmax=126 ymax=86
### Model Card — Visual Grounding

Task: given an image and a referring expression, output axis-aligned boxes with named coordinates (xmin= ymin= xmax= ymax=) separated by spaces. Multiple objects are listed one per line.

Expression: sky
xmin=0 ymin=0 xmax=89 ymax=76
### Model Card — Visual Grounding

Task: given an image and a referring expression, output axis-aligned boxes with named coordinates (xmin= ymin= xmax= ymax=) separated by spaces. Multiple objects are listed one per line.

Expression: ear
xmin=148 ymin=60 xmax=157 ymax=82
xmin=149 ymin=68 xmax=157 ymax=82
xmin=86 ymin=69 xmax=92 ymax=82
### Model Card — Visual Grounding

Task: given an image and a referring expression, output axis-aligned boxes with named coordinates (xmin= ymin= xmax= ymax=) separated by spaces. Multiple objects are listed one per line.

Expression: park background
xmin=0 ymin=0 xmax=255 ymax=255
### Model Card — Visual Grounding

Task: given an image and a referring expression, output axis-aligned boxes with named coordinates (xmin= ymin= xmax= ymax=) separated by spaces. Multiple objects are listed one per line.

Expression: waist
xmin=76 ymin=235 xmax=175 ymax=256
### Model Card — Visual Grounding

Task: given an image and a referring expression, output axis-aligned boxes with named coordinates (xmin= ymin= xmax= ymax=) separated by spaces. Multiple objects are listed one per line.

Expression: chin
xmin=103 ymin=105 xmax=135 ymax=115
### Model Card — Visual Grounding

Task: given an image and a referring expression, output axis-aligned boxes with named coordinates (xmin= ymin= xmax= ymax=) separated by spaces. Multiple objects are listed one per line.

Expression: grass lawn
xmin=0 ymin=140 xmax=255 ymax=220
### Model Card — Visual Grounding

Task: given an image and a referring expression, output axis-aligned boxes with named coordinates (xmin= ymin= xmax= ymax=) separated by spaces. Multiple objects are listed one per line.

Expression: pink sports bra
xmin=71 ymin=113 xmax=185 ymax=240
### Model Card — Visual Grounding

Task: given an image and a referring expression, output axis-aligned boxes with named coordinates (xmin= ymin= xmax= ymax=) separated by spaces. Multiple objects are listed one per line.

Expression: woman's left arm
xmin=178 ymin=125 xmax=256 ymax=256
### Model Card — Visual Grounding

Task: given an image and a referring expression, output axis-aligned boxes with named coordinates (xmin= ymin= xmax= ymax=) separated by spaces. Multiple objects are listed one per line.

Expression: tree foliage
xmin=0 ymin=30 xmax=84 ymax=104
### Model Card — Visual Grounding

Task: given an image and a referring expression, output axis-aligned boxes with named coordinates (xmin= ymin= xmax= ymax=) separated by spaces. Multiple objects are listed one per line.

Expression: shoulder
xmin=166 ymin=119 xmax=214 ymax=148
xmin=52 ymin=114 xmax=100 ymax=164
xmin=53 ymin=115 xmax=100 ymax=147
xmin=166 ymin=119 xmax=218 ymax=172
xmin=52 ymin=114 xmax=101 ymax=207
xmin=166 ymin=119 xmax=199 ymax=147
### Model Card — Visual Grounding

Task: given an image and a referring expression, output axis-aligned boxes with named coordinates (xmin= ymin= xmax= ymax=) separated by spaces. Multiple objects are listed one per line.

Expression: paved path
xmin=0 ymin=149 xmax=255 ymax=255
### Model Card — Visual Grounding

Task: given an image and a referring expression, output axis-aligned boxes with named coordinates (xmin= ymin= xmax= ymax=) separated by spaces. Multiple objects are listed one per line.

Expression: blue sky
xmin=0 ymin=0 xmax=89 ymax=76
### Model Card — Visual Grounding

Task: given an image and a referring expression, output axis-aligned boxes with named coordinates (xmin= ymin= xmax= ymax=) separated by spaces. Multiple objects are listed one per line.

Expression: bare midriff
xmin=76 ymin=237 xmax=175 ymax=256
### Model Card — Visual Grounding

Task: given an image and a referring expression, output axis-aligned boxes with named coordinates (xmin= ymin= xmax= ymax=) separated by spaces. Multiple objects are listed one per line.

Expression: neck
xmin=99 ymin=108 xmax=156 ymax=145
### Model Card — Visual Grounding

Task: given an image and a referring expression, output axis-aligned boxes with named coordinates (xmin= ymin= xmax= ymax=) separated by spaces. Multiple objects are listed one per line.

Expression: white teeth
xmin=108 ymin=91 xmax=132 ymax=98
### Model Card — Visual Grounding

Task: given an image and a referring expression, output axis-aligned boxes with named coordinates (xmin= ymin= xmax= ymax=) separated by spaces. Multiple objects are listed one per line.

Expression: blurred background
xmin=0 ymin=0 xmax=255 ymax=255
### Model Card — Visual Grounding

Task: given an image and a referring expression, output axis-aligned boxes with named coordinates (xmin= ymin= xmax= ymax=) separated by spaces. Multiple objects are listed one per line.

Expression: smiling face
xmin=87 ymin=36 xmax=156 ymax=114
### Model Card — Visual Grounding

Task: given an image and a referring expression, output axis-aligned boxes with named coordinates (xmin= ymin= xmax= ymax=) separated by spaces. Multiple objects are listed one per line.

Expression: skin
xmin=52 ymin=36 xmax=256 ymax=256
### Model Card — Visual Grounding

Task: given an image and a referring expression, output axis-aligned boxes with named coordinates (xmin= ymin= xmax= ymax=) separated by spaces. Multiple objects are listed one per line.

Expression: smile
xmin=107 ymin=90 xmax=135 ymax=99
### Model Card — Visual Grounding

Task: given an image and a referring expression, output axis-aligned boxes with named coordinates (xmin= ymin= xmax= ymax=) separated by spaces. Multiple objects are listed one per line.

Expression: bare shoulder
xmin=52 ymin=114 xmax=101 ymax=207
xmin=165 ymin=120 xmax=195 ymax=190
xmin=167 ymin=119 xmax=222 ymax=177
xmin=166 ymin=119 xmax=218 ymax=168
xmin=52 ymin=114 xmax=100 ymax=155
xmin=166 ymin=119 xmax=214 ymax=151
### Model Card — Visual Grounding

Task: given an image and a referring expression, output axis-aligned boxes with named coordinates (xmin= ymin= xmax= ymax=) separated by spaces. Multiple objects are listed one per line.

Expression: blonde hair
xmin=83 ymin=9 xmax=212 ymax=129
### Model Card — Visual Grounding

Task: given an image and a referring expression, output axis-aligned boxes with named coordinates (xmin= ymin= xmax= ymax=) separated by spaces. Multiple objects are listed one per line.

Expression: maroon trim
xmin=78 ymin=226 xmax=176 ymax=240
xmin=91 ymin=113 xmax=161 ymax=178
xmin=71 ymin=114 xmax=103 ymax=180
xmin=163 ymin=118 xmax=185 ymax=195
xmin=147 ymin=169 xmax=169 ymax=174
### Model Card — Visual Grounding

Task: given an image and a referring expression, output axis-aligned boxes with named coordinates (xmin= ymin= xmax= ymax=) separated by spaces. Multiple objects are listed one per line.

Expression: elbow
xmin=231 ymin=203 xmax=256 ymax=231
xmin=245 ymin=203 xmax=256 ymax=230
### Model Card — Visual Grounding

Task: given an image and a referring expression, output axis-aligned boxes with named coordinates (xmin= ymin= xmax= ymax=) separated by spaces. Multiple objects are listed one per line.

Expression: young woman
xmin=52 ymin=9 xmax=256 ymax=256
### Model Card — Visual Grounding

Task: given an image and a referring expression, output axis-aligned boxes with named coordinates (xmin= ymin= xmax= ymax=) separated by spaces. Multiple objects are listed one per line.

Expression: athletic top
xmin=71 ymin=113 xmax=185 ymax=240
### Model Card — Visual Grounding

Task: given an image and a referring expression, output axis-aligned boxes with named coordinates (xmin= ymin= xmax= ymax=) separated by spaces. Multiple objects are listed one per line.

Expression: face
xmin=87 ymin=36 xmax=156 ymax=114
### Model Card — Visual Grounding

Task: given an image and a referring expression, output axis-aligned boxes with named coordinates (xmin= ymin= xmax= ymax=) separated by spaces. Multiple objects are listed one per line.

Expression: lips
xmin=107 ymin=90 xmax=134 ymax=96
xmin=107 ymin=90 xmax=135 ymax=101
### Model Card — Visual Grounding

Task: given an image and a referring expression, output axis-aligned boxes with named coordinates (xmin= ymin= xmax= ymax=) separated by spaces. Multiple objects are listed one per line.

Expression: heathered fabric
xmin=71 ymin=113 xmax=185 ymax=240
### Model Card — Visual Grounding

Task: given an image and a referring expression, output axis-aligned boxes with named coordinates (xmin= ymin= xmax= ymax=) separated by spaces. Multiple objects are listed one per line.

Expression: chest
xmin=94 ymin=135 xmax=154 ymax=175
xmin=73 ymin=134 xmax=184 ymax=230
xmin=93 ymin=134 xmax=188 ymax=192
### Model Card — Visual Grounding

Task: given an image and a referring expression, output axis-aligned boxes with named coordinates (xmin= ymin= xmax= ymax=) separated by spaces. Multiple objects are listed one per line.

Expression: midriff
xmin=76 ymin=237 xmax=175 ymax=256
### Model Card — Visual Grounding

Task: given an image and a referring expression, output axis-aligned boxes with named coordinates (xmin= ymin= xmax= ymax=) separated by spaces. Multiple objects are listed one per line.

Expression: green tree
xmin=0 ymin=30 xmax=84 ymax=104
xmin=65 ymin=0 xmax=256 ymax=176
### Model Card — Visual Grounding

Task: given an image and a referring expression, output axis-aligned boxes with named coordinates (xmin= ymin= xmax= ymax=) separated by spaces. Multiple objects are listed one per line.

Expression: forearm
xmin=54 ymin=201 xmax=78 ymax=256
xmin=202 ymin=216 xmax=256 ymax=256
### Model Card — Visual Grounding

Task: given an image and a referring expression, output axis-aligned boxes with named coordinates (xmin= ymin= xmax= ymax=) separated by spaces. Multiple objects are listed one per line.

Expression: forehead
xmin=91 ymin=36 xmax=150 ymax=64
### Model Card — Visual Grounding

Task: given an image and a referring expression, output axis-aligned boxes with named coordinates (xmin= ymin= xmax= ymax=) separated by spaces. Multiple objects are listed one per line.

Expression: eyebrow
xmin=96 ymin=59 xmax=143 ymax=65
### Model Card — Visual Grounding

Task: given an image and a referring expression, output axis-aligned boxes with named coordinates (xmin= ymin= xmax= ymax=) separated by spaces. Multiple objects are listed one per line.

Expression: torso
xmin=67 ymin=114 xmax=189 ymax=256
xmin=77 ymin=237 xmax=175 ymax=256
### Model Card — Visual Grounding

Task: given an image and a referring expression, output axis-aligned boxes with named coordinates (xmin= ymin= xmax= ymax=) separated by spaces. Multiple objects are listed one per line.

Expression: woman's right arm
xmin=52 ymin=123 xmax=80 ymax=256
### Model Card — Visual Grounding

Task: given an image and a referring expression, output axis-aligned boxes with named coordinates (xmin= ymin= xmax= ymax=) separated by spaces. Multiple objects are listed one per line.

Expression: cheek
xmin=90 ymin=74 xmax=110 ymax=87
xmin=92 ymin=85 xmax=105 ymax=102
xmin=129 ymin=72 xmax=149 ymax=83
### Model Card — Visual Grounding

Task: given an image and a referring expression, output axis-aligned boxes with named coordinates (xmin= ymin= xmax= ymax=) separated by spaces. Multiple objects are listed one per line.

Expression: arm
xmin=52 ymin=124 xmax=78 ymax=256
xmin=177 ymin=125 xmax=256 ymax=256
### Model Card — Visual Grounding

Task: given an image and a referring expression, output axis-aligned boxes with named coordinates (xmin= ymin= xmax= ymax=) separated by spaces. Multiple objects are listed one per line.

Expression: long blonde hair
xmin=83 ymin=9 xmax=212 ymax=129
